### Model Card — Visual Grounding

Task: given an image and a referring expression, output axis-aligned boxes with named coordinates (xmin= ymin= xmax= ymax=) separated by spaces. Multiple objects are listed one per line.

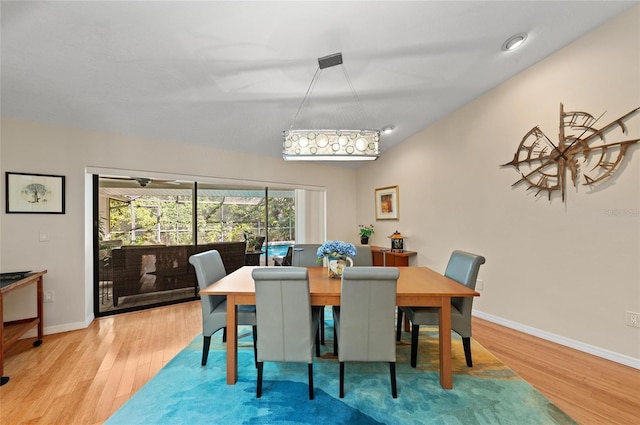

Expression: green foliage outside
xmin=107 ymin=191 xmax=295 ymax=246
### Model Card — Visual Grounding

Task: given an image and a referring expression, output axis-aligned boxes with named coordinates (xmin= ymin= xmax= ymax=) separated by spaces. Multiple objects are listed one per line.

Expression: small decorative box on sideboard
xmin=371 ymin=246 xmax=417 ymax=267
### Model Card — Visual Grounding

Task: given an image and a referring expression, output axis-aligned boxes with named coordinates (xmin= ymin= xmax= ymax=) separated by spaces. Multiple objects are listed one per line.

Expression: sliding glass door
xmin=95 ymin=175 xmax=300 ymax=316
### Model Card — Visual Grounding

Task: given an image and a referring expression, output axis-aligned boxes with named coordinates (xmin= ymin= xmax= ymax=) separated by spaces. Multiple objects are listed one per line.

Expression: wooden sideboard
xmin=1 ymin=270 xmax=46 ymax=386
xmin=371 ymin=246 xmax=417 ymax=267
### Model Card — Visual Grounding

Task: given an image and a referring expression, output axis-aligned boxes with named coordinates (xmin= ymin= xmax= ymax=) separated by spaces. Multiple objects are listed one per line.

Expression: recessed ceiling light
xmin=382 ymin=125 xmax=395 ymax=134
xmin=502 ymin=33 xmax=527 ymax=51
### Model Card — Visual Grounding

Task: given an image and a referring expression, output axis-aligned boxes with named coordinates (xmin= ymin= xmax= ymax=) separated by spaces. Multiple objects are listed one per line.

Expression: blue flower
xmin=317 ymin=240 xmax=357 ymax=258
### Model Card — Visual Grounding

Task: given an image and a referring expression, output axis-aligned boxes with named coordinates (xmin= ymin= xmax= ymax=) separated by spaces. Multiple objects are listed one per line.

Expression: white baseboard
xmin=19 ymin=317 xmax=93 ymax=339
xmin=473 ymin=310 xmax=640 ymax=370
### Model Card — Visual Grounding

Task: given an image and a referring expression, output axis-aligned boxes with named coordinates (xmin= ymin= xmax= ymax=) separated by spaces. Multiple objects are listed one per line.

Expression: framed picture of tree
xmin=6 ymin=172 xmax=65 ymax=214
xmin=375 ymin=185 xmax=399 ymax=220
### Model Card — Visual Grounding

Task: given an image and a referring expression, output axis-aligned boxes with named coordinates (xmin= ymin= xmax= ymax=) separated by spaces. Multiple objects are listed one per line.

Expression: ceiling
xmin=1 ymin=1 xmax=636 ymax=166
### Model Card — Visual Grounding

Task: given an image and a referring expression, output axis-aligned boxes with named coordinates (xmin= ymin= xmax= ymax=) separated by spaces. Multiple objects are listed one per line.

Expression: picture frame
xmin=375 ymin=185 xmax=399 ymax=220
xmin=6 ymin=172 xmax=65 ymax=214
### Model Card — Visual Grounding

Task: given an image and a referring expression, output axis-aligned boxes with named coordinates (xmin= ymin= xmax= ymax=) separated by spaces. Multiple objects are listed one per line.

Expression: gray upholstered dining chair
xmin=252 ymin=267 xmax=322 ymax=399
xmin=333 ymin=267 xmax=400 ymax=398
xmin=396 ymin=250 xmax=486 ymax=367
xmin=291 ymin=244 xmax=322 ymax=267
xmin=291 ymin=243 xmax=327 ymax=344
xmin=352 ymin=245 xmax=373 ymax=266
xmin=189 ymin=250 xmax=257 ymax=367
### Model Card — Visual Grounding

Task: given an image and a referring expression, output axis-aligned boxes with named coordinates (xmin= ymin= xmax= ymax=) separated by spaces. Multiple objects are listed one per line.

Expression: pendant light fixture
xmin=283 ymin=52 xmax=380 ymax=161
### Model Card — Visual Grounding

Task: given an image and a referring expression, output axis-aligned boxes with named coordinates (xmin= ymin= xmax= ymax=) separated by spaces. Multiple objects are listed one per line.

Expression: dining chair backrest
xmin=252 ymin=267 xmax=315 ymax=363
xmin=352 ymin=245 xmax=373 ymax=266
xmin=291 ymin=244 xmax=322 ymax=267
xmin=444 ymin=250 xmax=486 ymax=323
xmin=254 ymin=236 xmax=266 ymax=251
xmin=189 ymin=250 xmax=226 ymax=318
xmin=338 ymin=267 xmax=399 ymax=362
xmin=282 ymin=246 xmax=293 ymax=266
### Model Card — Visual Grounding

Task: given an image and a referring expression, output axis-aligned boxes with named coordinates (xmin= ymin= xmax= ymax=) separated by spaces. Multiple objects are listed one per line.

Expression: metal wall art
xmin=502 ymin=104 xmax=639 ymax=202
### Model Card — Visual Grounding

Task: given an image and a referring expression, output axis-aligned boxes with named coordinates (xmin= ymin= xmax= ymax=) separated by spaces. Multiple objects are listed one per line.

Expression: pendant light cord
xmin=342 ymin=65 xmax=373 ymax=129
xmin=290 ymin=68 xmax=321 ymax=130
xmin=289 ymin=59 xmax=374 ymax=130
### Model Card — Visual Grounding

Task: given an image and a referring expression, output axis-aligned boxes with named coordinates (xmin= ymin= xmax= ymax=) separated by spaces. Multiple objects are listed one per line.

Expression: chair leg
xmin=256 ymin=362 xmax=263 ymax=398
xmin=396 ymin=308 xmax=403 ymax=341
xmin=390 ymin=362 xmax=397 ymax=399
xmin=462 ymin=337 xmax=473 ymax=367
xmin=339 ymin=362 xmax=345 ymax=398
xmin=252 ymin=325 xmax=258 ymax=368
xmin=410 ymin=324 xmax=419 ymax=368
xmin=201 ymin=335 xmax=211 ymax=366
xmin=333 ymin=324 xmax=338 ymax=356
xmin=320 ymin=316 xmax=325 ymax=345
xmin=315 ymin=330 xmax=321 ymax=357
xmin=308 ymin=363 xmax=314 ymax=400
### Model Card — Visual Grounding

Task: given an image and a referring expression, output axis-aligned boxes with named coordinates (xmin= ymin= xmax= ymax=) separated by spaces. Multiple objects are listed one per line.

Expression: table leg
xmin=37 ymin=276 xmax=44 ymax=340
xmin=1 ymin=292 xmax=6 ymax=385
xmin=438 ymin=299 xmax=452 ymax=389
xmin=225 ymin=295 xmax=238 ymax=384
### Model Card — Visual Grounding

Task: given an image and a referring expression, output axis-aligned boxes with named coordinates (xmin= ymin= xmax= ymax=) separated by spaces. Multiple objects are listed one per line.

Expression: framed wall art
xmin=375 ymin=185 xmax=399 ymax=220
xmin=6 ymin=172 xmax=66 ymax=214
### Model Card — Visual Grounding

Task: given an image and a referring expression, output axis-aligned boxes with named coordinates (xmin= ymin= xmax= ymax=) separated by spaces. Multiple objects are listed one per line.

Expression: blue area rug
xmin=107 ymin=313 xmax=576 ymax=424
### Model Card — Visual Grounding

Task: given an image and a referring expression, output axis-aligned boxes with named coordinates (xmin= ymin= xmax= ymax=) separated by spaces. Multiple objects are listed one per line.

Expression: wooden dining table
xmin=200 ymin=265 xmax=479 ymax=389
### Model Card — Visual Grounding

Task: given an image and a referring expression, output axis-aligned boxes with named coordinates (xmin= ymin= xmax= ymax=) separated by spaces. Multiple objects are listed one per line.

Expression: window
xmin=96 ymin=176 xmax=298 ymax=316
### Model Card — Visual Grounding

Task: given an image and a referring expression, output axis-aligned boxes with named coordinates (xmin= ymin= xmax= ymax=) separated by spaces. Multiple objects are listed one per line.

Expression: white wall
xmin=2 ymin=7 xmax=638 ymax=368
xmin=357 ymin=8 xmax=640 ymax=366
xmin=0 ymin=120 xmax=358 ymax=333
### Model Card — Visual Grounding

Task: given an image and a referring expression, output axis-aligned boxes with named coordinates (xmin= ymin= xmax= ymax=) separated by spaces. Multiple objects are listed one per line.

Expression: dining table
xmin=199 ymin=265 xmax=479 ymax=389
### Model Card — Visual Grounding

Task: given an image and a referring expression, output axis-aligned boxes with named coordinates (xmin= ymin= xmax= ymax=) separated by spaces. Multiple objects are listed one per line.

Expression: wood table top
xmin=200 ymin=266 xmax=478 ymax=298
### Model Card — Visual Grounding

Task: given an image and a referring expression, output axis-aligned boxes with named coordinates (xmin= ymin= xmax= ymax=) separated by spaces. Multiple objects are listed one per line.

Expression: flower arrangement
xmin=358 ymin=224 xmax=375 ymax=238
xmin=316 ymin=240 xmax=357 ymax=259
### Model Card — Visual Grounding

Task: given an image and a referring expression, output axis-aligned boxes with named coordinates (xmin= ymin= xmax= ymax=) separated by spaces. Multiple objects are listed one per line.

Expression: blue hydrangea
xmin=317 ymin=240 xmax=357 ymax=258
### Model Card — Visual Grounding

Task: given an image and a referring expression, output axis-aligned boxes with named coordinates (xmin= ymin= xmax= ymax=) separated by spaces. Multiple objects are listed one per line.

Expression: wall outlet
xmin=44 ymin=290 xmax=54 ymax=303
xmin=476 ymin=279 xmax=484 ymax=291
xmin=626 ymin=311 xmax=640 ymax=328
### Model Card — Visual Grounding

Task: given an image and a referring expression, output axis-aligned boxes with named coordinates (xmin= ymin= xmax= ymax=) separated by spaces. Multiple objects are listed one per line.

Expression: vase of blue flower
xmin=317 ymin=240 xmax=357 ymax=278
xmin=327 ymin=255 xmax=354 ymax=278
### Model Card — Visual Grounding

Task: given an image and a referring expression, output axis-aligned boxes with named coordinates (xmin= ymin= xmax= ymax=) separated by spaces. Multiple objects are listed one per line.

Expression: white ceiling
xmin=1 ymin=1 xmax=636 ymax=166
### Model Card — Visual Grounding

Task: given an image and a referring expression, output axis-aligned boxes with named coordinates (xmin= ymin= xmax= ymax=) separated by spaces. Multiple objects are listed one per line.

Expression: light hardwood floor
xmin=472 ymin=317 xmax=640 ymax=425
xmin=1 ymin=301 xmax=638 ymax=424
